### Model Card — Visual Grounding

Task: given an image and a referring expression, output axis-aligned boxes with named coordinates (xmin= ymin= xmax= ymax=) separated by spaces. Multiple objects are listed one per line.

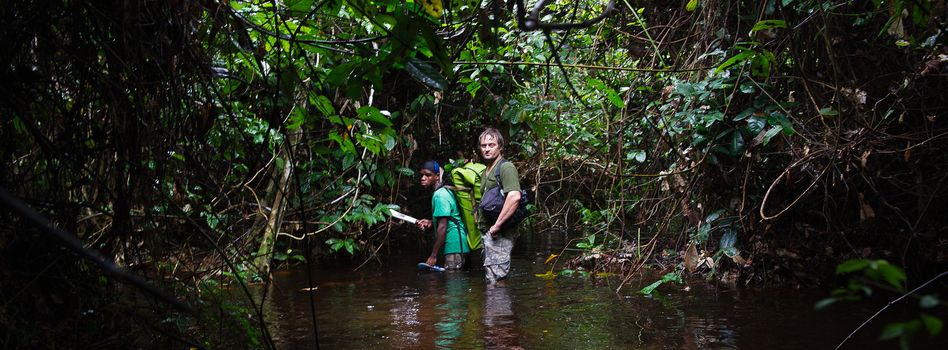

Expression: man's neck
xmin=486 ymin=155 xmax=503 ymax=175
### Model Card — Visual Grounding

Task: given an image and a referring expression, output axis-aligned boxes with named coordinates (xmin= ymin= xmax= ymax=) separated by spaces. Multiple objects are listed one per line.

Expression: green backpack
xmin=446 ymin=161 xmax=487 ymax=250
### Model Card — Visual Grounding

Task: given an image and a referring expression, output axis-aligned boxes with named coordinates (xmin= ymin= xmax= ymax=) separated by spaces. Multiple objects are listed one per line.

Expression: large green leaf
xmin=357 ymin=106 xmax=393 ymax=127
xmin=404 ymin=57 xmax=447 ymax=91
xmin=750 ymin=19 xmax=787 ymax=33
xmin=921 ymin=314 xmax=943 ymax=336
xmin=836 ymin=259 xmax=870 ymax=274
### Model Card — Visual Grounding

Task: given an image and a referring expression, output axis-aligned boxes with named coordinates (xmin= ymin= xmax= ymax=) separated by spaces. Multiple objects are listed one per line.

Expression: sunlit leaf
xmin=357 ymin=106 xmax=393 ymax=127
xmin=715 ymin=50 xmax=755 ymax=74
xmin=685 ymin=0 xmax=699 ymax=12
xmin=544 ymin=254 xmax=559 ymax=265
xmin=535 ymin=270 xmax=557 ymax=279
xmin=750 ymin=19 xmax=787 ymax=33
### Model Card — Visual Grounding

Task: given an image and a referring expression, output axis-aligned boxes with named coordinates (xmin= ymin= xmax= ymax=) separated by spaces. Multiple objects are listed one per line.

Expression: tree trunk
xmin=254 ymin=132 xmax=297 ymax=276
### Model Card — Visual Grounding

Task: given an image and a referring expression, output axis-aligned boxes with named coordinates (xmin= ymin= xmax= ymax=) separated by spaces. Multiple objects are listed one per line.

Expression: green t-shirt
xmin=432 ymin=187 xmax=470 ymax=255
xmin=479 ymin=160 xmax=521 ymax=234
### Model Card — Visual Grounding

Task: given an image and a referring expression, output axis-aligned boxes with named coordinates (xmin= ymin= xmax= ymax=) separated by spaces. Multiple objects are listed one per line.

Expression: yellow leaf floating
xmin=534 ymin=270 xmax=557 ymax=279
xmin=419 ymin=0 xmax=443 ymax=18
xmin=544 ymin=253 xmax=558 ymax=265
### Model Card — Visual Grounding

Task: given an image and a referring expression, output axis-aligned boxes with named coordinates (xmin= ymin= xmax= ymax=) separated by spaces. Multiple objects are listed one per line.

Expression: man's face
xmin=479 ymin=135 xmax=501 ymax=161
xmin=419 ymin=169 xmax=438 ymax=188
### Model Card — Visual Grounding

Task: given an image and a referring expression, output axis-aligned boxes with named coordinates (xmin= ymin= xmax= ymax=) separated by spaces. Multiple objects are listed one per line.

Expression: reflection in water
xmin=484 ymin=283 xmax=521 ymax=349
xmin=389 ymin=286 xmax=421 ymax=347
xmin=434 ymin=274 xmax=469 ymax=348
xmin=253 ymin=238 xmax=902 ymax=349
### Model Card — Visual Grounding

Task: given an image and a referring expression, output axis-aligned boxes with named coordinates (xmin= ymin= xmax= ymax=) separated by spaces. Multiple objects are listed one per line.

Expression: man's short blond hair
xmin=479 ymin=127 xmax=504 ymax=149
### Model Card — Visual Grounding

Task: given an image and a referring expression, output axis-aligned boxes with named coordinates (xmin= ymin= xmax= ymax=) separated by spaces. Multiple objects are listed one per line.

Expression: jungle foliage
xmin=1 ymin=0 xmax=946 ymax=347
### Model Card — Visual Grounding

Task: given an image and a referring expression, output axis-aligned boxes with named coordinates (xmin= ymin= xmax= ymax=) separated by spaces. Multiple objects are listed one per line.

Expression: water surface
xmin=255 ymin=237 xmax=928 ymax=349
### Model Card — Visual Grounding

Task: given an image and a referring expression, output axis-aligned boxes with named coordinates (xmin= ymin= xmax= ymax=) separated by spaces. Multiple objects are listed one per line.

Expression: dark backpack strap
xmin=494 ymin=159 xmax=506 ymax=192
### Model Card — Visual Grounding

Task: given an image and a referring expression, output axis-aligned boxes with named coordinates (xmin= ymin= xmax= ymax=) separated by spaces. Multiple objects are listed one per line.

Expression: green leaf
xmin=751 ymin=49 xmax=775 ymax=77
xmin=819 ymin=107 xmax=839 ymax=116
xmin=879 ymin=322 xmax=905 ymax=340
xmin=715 ymin=50 xmax=755 ymax=74
xmin=383 ymin=133 xmax=396 ymax=151
xmin=628 ymin=149 xmax=647 ymax=163
xmin=876 ymin=261 xmax=906 ymax=291
xmin=326 ymin=61 xmax=359 ymax=87
xmin=750 ymin=19 xmax=787 ymax=33
xmin=310 ymin=94 xmax=335 ymax=117
xmin=730 ymin=130 xmax=746 ymax=155
xmin=721 ymin=247 xmax=740 ymax=258
xmin=705 ymin=209 xmax=725 ymax=224
xmin=357 ymin=106 xmax=393 ymax=127
xmin=685 ymin=0 xmax=699 ymax=12
xmin=693 ymin=224 xmax=710 ymax=244
xmin=287 ymin=108 xmax=306 ymax=130
xmin=285 ymin=0 xmax=315 ymax=13
xmin=12 ymin=116 xmax=26 ymax=134
xmin=814 ymin=297 xmax=838 ymax=310
xmin=405 ymin=57 xmax=447 ymax=91
xmin=921 ymin=314 xmax=943 ymax=336
xmin=762 ymin=126 xmax=783 ymax=145
xmin=640 ymin=272 xmax=683 ymax=295
xmin=466 ymin=80 xmax=481 ymax=96
xmin=535 ymin=270 xmax=557 ymax=279
xmin=919 ymin=294 xmax=939 ymax=309
xmin=836 ymin=259 xmax=870 ymax=274
xmin=719 ymin=229 xmax=738 ymax=250
xmin=607 ymin=89 xmax=625 ymax=109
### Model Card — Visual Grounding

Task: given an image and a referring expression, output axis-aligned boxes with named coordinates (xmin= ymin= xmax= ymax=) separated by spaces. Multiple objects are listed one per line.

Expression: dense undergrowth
xmin=1 ymin=0 xmax=945 ymax=347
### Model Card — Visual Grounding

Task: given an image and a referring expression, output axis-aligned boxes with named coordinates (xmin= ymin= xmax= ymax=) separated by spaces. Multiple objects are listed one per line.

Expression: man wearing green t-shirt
xmin=477 ymin=128 xmax=521 ymax=282
xmin=415 ymin=160 xmax=470 ymax=269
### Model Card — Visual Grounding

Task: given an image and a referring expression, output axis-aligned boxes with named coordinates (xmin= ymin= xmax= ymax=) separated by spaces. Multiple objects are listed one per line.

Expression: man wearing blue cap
xmin=415 ymin=160 xmax=470 ymax=269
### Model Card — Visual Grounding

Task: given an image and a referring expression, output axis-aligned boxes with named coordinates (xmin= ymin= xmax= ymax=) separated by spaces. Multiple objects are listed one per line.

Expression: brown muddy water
xmin=250 ymin=235 xmax=938 ymax=349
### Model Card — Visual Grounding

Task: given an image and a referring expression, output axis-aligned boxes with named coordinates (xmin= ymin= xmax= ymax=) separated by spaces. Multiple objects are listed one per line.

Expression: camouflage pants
xmin=482 ymin=232 xmax=514 ymax=283
xmin=444 ymin=253 xmax=466 ymax=270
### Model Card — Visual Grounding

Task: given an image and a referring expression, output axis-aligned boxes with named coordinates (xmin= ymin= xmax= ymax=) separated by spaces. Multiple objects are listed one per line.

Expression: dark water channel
xmin=253 ymin=235 xmax=917 ymax=349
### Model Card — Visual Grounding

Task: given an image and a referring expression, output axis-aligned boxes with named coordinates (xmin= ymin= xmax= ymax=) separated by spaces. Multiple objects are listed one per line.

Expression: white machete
xmin=389 ymin=209 xmax=418 ymax=224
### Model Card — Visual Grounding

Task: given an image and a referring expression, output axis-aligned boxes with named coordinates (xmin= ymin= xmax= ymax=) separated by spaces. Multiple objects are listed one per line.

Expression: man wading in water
xmin=415 ymin=160 xmax=470 ymax=269
xmin=477 ymin=128 xmax=522 ymax=283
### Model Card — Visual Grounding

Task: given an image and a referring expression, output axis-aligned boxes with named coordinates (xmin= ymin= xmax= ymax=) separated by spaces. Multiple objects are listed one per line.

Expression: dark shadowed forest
xmin=2 ymin=0 xmax=946 ymax=348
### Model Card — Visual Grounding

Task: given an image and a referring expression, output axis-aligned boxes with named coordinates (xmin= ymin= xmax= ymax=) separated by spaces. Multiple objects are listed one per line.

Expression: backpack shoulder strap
xmin=494 ymin=159 xmax=506 ymax=189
